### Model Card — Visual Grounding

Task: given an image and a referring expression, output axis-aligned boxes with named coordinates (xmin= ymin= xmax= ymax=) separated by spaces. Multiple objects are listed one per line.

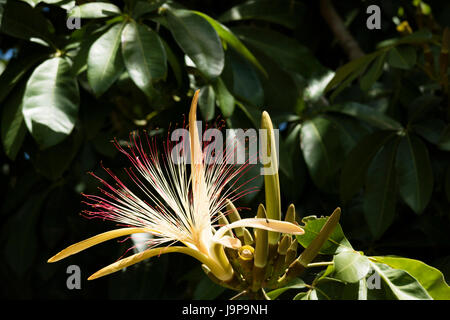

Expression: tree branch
xmin=319 ymin=0 xmax=365 ymax=60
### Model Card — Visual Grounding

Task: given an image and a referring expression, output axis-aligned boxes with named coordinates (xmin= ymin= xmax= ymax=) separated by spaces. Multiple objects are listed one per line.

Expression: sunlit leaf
xmin=121 ymin=21 xmax=167 ymax=95
xmin=87 ymin=23 xmax=126 ymax=96
xmin=22 ymin=57 xmax=79 ymax=148
xmin=166 ymin=8 xmax=224 ymax=79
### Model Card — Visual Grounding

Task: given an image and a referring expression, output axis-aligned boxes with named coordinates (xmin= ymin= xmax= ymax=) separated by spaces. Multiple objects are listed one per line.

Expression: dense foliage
xmin=0 ymin=0 xmax=449 ymax=299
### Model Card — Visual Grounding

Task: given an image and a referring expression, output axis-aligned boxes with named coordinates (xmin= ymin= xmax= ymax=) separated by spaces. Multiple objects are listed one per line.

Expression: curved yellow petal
xmin=47 ymin=227 xmax=152 ymax=263
xmin=213 ymin=218 xmax=304 ymax=242
xmin=88 ymin=246 xmax=230 ymax=281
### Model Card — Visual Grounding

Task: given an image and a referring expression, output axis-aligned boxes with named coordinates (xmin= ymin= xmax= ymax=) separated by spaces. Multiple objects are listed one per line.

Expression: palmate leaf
xmin=231 ymin=26 xmax=326 ymax=80
xmin=387 ymin=46 xmax=417 ymax=70
xmin=324 ymin=51 xmax=381 ymax=99
xmin=121 ymin=21 xmax=167 ymax=95
xmin=0 ymin=52 xmax=46 ymax=103
xmin=224 ymin=49 xmax=264 ymax=107
xmin=396 ymin=133 xmax=433 ymax=214
xmin=371 ymin=256 xmax=450 ymax=300
xmin=87 ymin=22 xmax=126 ymax=96
xmin=300 ymin=116 xmax=344 ymax=191
xmin=166 ymin=8 xmax=224 ymax=80
xmin=69 ymin=2 xmax=121 ymax=19
xmin=363 ymin=138 xmax=400 ymax=239
xmin=1 ymin=83 xmax=27 ymax=160
xmin=325 ymin=102 xmax=402 ymax=131
xmin=333 ymin=251 xmax=371 ymax=283
xmin=218 ymin=0 xmax=304 ymax=30
xmin=368 ymin=261 xmax=432 ymax=300
xmin=304 ymin=261 xmax=432 ymax=300
xmin=213 ymin=77 xmax=234 ymax=118
xmin=340 ymin=130 xmax=396 ymax=201
xmin=22 ymin=57 xmax=79 ymax=149
xmin=198 ymin=85 xmax=215 ymax=121
xmin=266 ymin=278 xmax=306 ymax=300
xmin=0 ymin=0 xmax=55 ymax=46
xmin=193 ymin=11 xmax=266 ymax=77
xmin=360 ymin=51 xmax=387 ymax=91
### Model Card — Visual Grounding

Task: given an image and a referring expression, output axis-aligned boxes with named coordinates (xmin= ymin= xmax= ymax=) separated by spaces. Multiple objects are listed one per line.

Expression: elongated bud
xmin=260 ymin=112 xmax=281 ymax=246
xmin=277 ymin=235 xmax=291 ymax=255
xmin=284 ymin=239 xmax=298 ymax=266
xmin=252 ymin=204 xmax=269 ymax=291
xmin=277 ymin=208 xmax=341 ymax=288
xmin=226 ymin=199 xmax=245 ymax=241
xmin=285 ymin=204 xmax=296 ymax=223
xmin=268 ymin=235 xmax=291 ymax=284
xmin=298 ymin=207 xmax=341 ymax=266
xmin=243 ymin=228 xmax=254 ymax=246
xmin=254 ymin=204 xmax=269 ymax=268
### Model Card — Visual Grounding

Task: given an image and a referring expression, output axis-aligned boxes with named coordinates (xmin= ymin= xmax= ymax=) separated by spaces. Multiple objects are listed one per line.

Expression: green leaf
xmin=4 ymin=189 xmax=50 ymax=277
xmin=160 ymin=38 xmax=182 ymax=87
xmin=333 ymin=251 xmax=371 ymax=283
xmin=372 ymin=256 xmax=450 ymax=300
xmin=396 ymin=134 xmax=433 ymax=214
xmin=360 ymin=51 xmax=387 ymax=91
xmin=69 ymin=2 xmax=121 ymax=19
xmin=22 ymin=57 xmax=79 ymax=148
xmin=1 ymin=83 xmax=27 ymax=160
xmin=341 ymin=279 xmax=368 ymax=300
xmin=198 ymin=85 xmax=215 ymax=121
xmin=325 ymin=52 xmax=380 ymax=94
xmin=364 ymin=138 xmax=399 ymax=239
xmin=306 ymin=277 xmax=346 ymax=300
xmin=412 ymin=118 xmax=446 ymax=145
xmin=132 ymin=0 xmax=166 ymax=19
xmin=0 ymin=0 xmax=54 ymax=46
xmin=0 ymin=53 xmax=46 ymax=103
xmin=166 ymin=8 xmax=224 ymax=79
xmin=296 ymin=215 xmax=353 ymax=255
xmin=68 ymin=25 xmax=108 ymax=76
xmin=232 ymin=26 xmax=326 ymax=79
xmin=300 ymin=116 xmax=343 ymax=191
xmin=219 ymin=0 xmax=304 ymax=30
xmin=340 ymin=130 xmax=396 ymax=201
xmin=325 ymin=102 xmax=403 ymax=130
xmin=121 ymin=21 xmax=167 ymax=95
xmin=387 ymin=46 xmax=417 ymax=69
xmin=377 ymin=29 xmax=432 ymax=48
xmin=31 ymin=128 xmax=82 ymax=180
xmin=213 ymin=77 xmax=234 ymax=118
xmin=369 ymin=261 xmax=432 ymax=300
xmin=193 ymin=11 xmax=266 ymax=77
xmin=225 ymin=49 xmax=264 ymax=107
xmin=323 ymin=114 xmax=371 ymax=155
xmin=293 ymin=292 xmax=308 ymax=300
xmin=87 ymin=23 xmax=126 ymax=96
xmin=266 ymin=278 xmax=306 ymax=300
